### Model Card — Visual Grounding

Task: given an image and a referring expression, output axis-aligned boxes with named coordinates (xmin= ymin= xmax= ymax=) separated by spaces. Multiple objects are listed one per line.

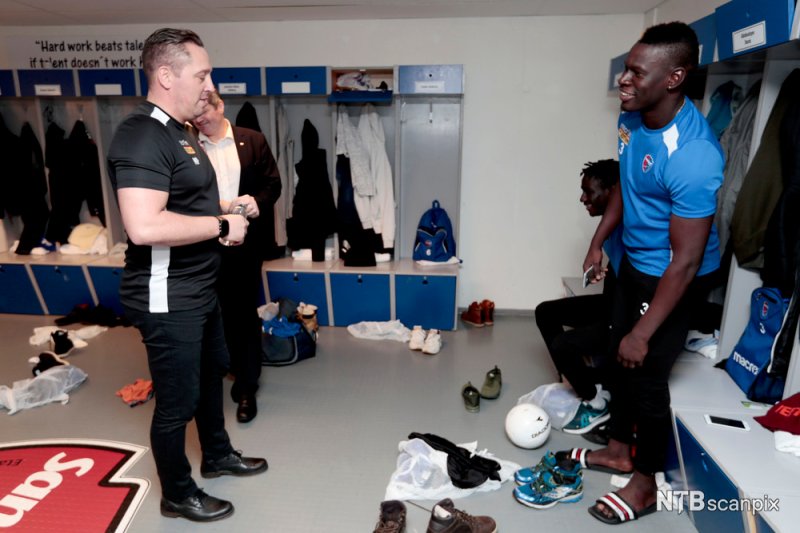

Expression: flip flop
xmin=556 ymin=448 xmax=633 ymax=475
xmin=588 ymin=491 xmax=657 ymax=524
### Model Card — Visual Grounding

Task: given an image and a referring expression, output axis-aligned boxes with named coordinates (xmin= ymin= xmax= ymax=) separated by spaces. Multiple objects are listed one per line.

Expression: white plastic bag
xmin=384 ymin=438 xmax=520 ymax=501
xmin=347 ymin=320 xmax=411 ymax=343
xmin=0 ymin=365 xmax=88 ymax=415
xmin=518 ymin=382 xmax=581 ymax=430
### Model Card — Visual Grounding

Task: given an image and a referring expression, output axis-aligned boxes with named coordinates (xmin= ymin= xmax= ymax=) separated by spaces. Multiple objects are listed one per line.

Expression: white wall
xmin=0 ymin=16 xmax=644 ymax=310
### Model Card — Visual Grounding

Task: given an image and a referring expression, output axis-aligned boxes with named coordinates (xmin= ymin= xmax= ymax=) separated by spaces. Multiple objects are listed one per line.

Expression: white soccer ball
xmin=505 ymin=403 xmax=551 ymax=449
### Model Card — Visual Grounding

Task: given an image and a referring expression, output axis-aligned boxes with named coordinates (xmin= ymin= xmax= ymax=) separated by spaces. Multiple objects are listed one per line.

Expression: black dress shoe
xmin=160 ymin=489 xmax=234 ymax=522
xmin=236 ymin=395 xmax=257 ymax=423
xmin=201 ymin=450 xmax=268 ymax=479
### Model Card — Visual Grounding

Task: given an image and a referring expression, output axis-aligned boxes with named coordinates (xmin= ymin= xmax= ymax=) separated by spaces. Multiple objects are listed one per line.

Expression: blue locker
xmin=691 ymin=13 xmax=718 ymax=66
xmin=676 ymin=418 xmax=744 ymax=533
xmin=87 ymin=266 xmax=124 ymax=317
xmin=30 ymin=265 xmax=93 ymax=316
xmin=715 ymin=0 xmax=795 ymax=59
xmin=78 ymin=69 xmax=136 ymax=96
xmin=0 ymin=70 xmax=16 ymax=97
xmin=395 ymin=275 xmax=456 ymax=331
xmin=266 ymin=271 xmax=329 ymax=326
xmin=212 ymin=67 xmax=263 ymax=96
xmin=0 ymin=264 xmax=43 ymax=314
xmin=329 ymin=273 xmax=391 ymax=326
xmin=17 ymin=70 xmax=76 ymax=96
xmin=266 ymin=66 xmax=327 ymax=95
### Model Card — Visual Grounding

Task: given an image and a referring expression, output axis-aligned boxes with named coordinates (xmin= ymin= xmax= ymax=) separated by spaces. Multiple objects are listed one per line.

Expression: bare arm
xmin=617 ymin=213 xmax=712 ymax=367
xmin=583 ymin=184 xmax=622 ymax=281
xmin=118 ymin=187 xmax=247 ymax=246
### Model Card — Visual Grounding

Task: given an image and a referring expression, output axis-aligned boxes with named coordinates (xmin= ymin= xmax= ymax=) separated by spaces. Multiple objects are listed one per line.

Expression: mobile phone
xmin=582 ymin=265 xmax=595 ymax=288
xmin=704 ymin=414 xmax=750 ymax=431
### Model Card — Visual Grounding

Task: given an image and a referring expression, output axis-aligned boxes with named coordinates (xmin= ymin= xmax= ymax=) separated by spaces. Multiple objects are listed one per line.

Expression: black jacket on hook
xmin=287 ymin=119 xmax=337 ymax=251
xmin=16 ymin=123 xmax=50 ymax=254
xmin=45 ymin=120 xmax=104 ymax=244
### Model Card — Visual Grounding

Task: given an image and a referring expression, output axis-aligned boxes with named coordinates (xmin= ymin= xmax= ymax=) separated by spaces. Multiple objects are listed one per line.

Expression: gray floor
xmin=0 ymin=313 xmax=697 ymax=532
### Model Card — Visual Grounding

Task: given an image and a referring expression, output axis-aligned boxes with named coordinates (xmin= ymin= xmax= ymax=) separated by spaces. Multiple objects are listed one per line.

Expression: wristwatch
xmin=217 ymin=216 xmax=229 ymax=239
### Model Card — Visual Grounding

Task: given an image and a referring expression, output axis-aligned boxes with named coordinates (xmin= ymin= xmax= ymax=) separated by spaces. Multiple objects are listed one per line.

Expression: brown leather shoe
xmin=426 ymin=498 xmax=496 ymax=532
xmin=480 ymin=300 xmax=495 ymax=326
xmin=460 ymin=302 xmax=484 ymax=327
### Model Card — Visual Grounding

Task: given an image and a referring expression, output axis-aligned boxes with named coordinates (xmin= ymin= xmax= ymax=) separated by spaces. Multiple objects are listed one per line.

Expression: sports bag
xmin=725 ymin=287 xmax=789 ymax=403
xmin=261 ymin=298 xmax=317 ymax=366
xmin=412 ymin=200 xmax=457 ymax=262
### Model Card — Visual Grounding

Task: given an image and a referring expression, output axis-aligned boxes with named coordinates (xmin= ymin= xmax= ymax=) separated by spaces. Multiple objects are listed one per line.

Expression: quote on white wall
xmin=4 ymin=36 xmax=146 ymax=69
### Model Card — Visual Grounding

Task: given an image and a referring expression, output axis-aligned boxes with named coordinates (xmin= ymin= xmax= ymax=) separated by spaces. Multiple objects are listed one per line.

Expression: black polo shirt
xmin=107 ymin=102 xmax=220 ymax=313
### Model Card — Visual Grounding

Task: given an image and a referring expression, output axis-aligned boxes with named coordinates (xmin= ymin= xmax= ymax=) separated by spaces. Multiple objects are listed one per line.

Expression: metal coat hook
xmin=78 ymin=103 xmax=84 ymax=121
xmin=429 ymin=101 xmax=434 ymax=123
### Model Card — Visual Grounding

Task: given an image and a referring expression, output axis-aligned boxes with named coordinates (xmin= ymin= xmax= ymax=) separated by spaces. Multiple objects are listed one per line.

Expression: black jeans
xmin=218 ymin=245 xmax=264 ymax=400
xmin=534 ymin=270 xmax=615 ymax=400
xmin=125 ymin=299 xmax=234 ymax=501
xmin=608 ymin=256 xmax=718 ymax=475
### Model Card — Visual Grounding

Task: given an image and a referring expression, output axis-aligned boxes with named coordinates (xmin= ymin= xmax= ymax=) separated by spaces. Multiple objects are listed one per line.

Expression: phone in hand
xmin=704 ymin=414 xmax=750 ymax=431
xmin=582 ymin=265 xmax=596 ymax=288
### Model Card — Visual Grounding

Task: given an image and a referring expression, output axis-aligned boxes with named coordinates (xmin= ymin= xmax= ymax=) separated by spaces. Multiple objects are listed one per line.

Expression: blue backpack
xmin=725 ymin=287 xmax=788 ymax=403
xmin=413 ymin=200 xmax=457 ymax=262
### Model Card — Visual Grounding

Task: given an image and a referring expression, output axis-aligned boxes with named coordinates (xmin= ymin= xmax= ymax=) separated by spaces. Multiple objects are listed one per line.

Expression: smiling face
xmin=618 ymin=42 xmax=674 ymax=115
xmin=193 ymin=97 xmax=226 ymax=139
xmin=580 ymin=175 xmax=612 ymax=217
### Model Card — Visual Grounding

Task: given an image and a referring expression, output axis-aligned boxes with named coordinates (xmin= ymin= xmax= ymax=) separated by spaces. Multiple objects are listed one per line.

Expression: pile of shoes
xmin=462 ymin=366 xmax=502 ymax=412
xmin=460 ymin=299 xmax=495 ymax=327
xmin=513 ymin=451 xmax=583 ymax=508
xmin=408 ymin=325 xmax=441 ymax=355
xmin=373 ymin=498 xmax=496 ymax=533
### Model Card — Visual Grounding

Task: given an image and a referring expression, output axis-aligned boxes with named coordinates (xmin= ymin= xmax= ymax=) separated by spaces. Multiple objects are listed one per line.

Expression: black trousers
xmin=125 ymin=299 xmax=234 ymax=501
xmin=218 ymin=245 xmax=264 ymax=400
xmin=534 ymin=270 xmax=615 ymax=400
xmin=608 ymin=256 xmax=718 ymax=475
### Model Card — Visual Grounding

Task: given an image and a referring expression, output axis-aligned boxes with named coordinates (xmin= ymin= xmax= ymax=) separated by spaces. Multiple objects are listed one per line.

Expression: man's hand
xmin=618 ymin=330 xmax=649 ymax=368
xmin=230 ymin=194 xmax=259 ymax=218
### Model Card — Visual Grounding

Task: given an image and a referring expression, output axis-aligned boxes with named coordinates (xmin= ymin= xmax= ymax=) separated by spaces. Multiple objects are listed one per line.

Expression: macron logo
xmin=733 ymin=351 xmax=759 ymax=375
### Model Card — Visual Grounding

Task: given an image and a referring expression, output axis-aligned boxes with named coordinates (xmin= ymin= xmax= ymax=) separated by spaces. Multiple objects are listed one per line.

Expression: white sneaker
xmin=422 ymin=329 xmax=442 ymax=355
xmin=409 ymin=325 xmax=426 ymax=351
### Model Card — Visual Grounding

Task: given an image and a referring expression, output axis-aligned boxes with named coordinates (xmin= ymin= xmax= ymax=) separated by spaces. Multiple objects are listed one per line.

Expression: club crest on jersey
xmin=642 ymin=154 xmax=654 ymax=173
xmin=618 ymin=124 xmax=631 ymax=145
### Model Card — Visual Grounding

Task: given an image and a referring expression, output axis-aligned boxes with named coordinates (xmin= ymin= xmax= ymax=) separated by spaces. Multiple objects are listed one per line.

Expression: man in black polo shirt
xmin=107 ymin=28 xmax=266 ymax=522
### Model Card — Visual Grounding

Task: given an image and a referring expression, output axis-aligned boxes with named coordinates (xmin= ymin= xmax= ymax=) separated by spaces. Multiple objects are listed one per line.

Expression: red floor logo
xmin=0 ymin=439 xmax=149 ymax=532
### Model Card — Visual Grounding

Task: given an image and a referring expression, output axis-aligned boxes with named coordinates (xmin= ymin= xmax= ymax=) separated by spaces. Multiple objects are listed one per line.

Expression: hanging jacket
xmin=335 ymin=105 xmax=372 ymax=197
xmin=235 ymin=101 xmax=261 ymax=133
xmin=356 ymin=104 xmax=395 ymax=249
xmin=44 ymin=121 xmax=73 ymax=244
xmin=731 ymin=69 xmax=800 ymax=268
xmin=67 ymin=120 xmax=104 ymax=224
xmin=16 ymin=123 xmax=50 ymax=254
xmin=287 ymin=119 xmax=337 ymax=250
xmin=762 ymin=73 xmax=800 ymax=296
xmin=706 ymin=80 xmax=742 ymax=139
xmin=274 ymin=104 xmax=294 ymax=248
xmin=0 ymin=113 xmax=26 ymax=219
xmin=716 ymin=81 xmax=761 ymax=255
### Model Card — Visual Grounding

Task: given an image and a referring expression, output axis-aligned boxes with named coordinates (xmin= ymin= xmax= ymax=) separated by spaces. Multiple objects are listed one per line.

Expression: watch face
xmin=218 ymin=217 xmax=229 ymax=238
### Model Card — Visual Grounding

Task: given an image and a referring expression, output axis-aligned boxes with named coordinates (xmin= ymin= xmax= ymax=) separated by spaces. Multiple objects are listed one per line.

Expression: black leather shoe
xmin=160 ymin=489 xmax=234 ymax=522
xmin=236 ymin=395 xmax=257 ymax=423
xmin=201 ymin=450 xmax=268 ymax=479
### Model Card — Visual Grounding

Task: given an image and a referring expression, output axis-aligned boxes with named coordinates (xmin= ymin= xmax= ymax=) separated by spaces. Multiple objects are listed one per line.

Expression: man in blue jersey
xmin=107 ymin=28 xmax=267 ymax=522
xmin=575 ymin=22 xmax=723 ymax=524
